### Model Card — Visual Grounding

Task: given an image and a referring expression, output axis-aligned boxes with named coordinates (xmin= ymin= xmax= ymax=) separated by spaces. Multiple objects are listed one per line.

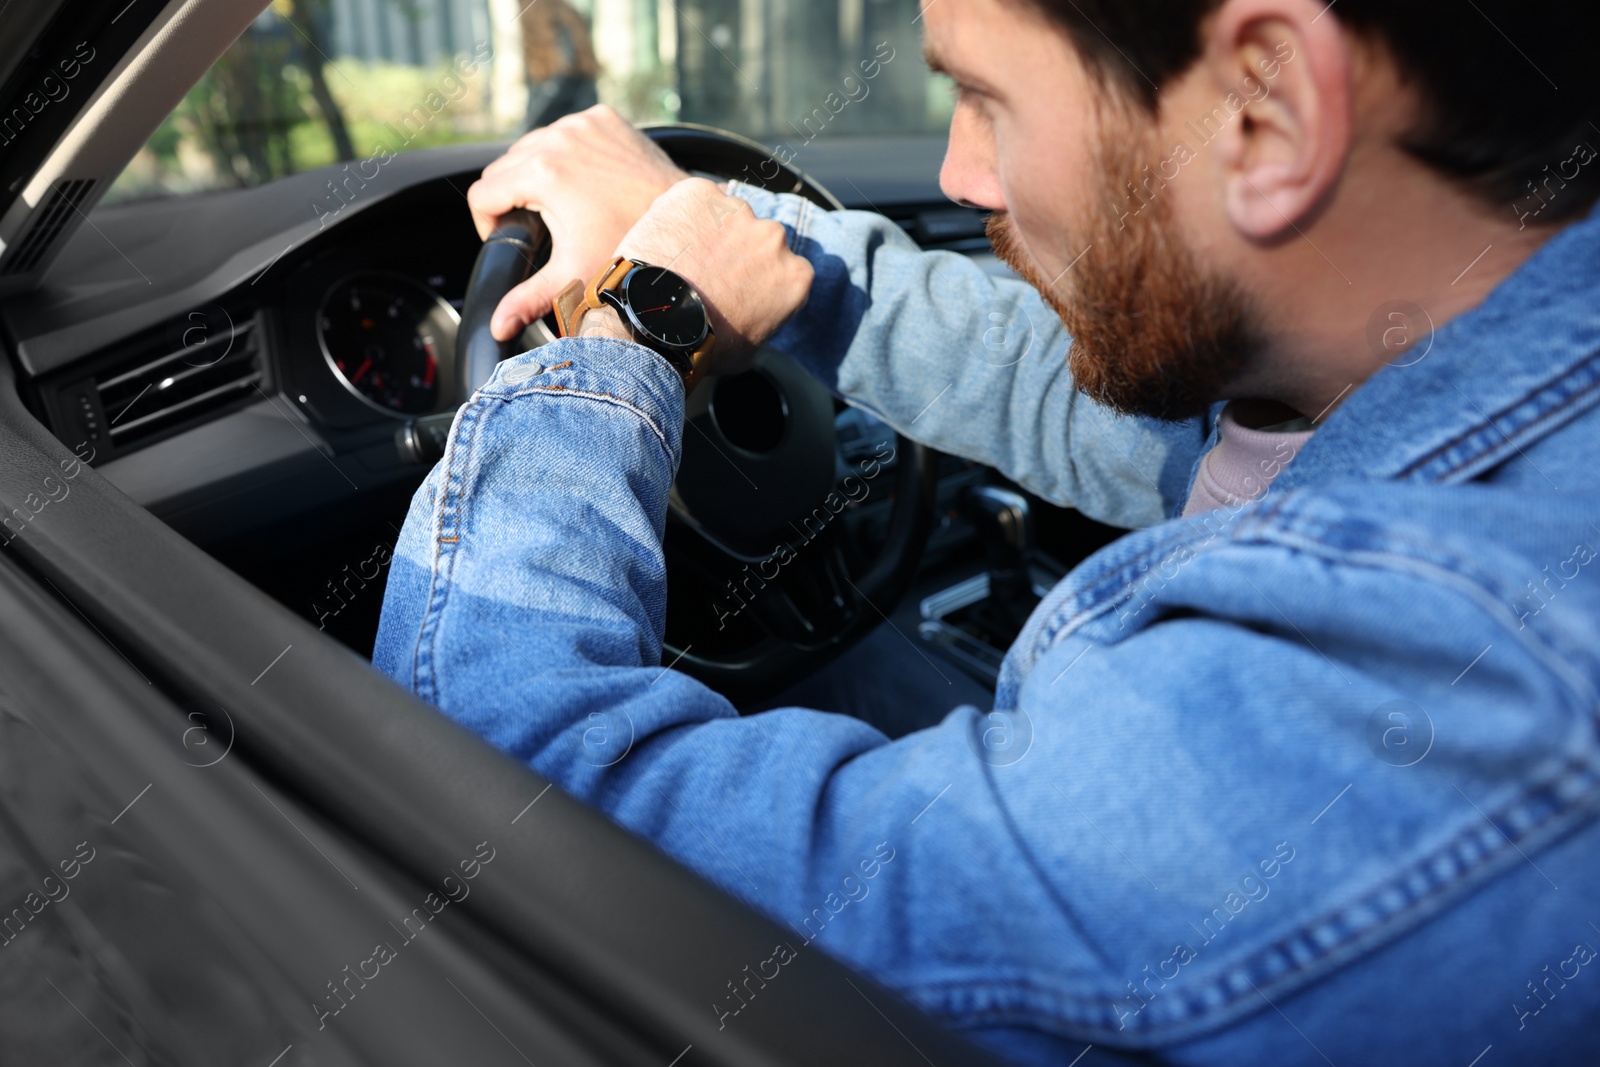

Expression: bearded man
xmin=376 ymin=1 xmax=1600 ymax=1061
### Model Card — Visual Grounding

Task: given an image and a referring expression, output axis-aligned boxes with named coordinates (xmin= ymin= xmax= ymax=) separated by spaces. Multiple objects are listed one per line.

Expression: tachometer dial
xmin=317 ymin=273 xmax=458 ymax=416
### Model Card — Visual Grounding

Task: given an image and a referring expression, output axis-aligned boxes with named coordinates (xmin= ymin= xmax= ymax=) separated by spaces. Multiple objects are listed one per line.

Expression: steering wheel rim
xmin=455 ymin=123 xmax=937 ymax=705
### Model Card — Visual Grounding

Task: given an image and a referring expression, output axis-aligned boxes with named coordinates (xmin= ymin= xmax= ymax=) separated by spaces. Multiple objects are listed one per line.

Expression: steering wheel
xmin=452 ymin=124 xmax=937 ymax=704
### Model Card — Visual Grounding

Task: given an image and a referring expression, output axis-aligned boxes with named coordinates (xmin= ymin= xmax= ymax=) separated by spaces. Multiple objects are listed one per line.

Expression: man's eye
xmin=952 ymin=81 xmax=977 ymax=103
xmin=954 ymin=84 xmax=993 ymax=121
xmin=934 ymin=73 xmax=974 ymax=106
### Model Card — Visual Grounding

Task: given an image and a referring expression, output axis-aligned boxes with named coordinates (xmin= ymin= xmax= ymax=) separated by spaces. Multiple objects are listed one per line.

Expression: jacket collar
xmin=1273 ymin=206 xmax=1600 ymax=492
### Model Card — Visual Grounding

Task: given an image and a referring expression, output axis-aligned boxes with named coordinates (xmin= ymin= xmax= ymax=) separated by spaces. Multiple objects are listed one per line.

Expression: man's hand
xmin=616 ymin=178 xmax=814 ymax=375
xmin=467 ymin=105 xmax=690 ymax=341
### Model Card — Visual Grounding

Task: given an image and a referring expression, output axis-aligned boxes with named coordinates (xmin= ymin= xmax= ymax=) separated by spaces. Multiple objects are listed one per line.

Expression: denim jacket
xmin=375 ymin=183 xmax=1600 ymax=1065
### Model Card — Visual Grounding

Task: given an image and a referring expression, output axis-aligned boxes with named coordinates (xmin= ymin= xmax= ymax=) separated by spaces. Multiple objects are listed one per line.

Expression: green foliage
xmin=108 ymin=33 xmax=496 ymax=205
xmin=189 ymin=26 xmax=306 ymax=186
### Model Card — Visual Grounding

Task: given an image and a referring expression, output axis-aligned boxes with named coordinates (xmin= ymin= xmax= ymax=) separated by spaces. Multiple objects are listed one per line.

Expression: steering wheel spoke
xmin=734 ymin=530 xmax=862 ymax=646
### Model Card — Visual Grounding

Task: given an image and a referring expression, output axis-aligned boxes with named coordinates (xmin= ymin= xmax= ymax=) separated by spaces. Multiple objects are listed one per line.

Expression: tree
xmin=281 ymin=0 xmax=357 ymax=162
xmin=186 ymin=22 xmax=299 ymax=186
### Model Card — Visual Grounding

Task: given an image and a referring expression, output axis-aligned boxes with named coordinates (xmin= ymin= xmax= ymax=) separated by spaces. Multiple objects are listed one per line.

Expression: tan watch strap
xmin=678 ymin=335 xmax=713 ymax=392
xmin=552 ymin=276 xmax=588 ymax=339
xmin=552 ymin=256 xmax=716 ymax=391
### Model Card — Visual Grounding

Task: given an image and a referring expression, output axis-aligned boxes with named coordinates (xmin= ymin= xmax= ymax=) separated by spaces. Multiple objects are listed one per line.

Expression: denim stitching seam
xmin=1398 ymin=345 xmax=1600 ymax=480
xmin=412 ymin=398 xmax=485 ymax=703
xmin=490 ymin=384 xmax=673 ymax=453
xmin=896 ymin=757 xmax=1600 ymax=1042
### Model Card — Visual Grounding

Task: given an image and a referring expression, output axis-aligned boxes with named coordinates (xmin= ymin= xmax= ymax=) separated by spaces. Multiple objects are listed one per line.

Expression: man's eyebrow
xmin=922 ymin=42 xmax=996 ymax=95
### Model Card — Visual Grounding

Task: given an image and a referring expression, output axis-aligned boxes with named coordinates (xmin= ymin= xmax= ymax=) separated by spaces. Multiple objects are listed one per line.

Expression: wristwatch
xmin=553 ymin=256 xmax=715 ymax=390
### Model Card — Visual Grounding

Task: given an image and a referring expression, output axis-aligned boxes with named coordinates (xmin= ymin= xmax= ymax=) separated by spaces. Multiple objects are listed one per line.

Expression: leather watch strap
xmin=679 ymin=327 xmax=714 ymax=392
xmin=554 ymin=256 xmax=631 ymax=339
xmin=586 ymin=256 xmax=633 ymax=307
xmin=553 ymin=277 xmax=587 ymax=338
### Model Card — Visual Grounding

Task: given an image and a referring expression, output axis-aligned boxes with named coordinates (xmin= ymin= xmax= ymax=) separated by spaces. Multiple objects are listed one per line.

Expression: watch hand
xmin=636 ymin=304 xmax=673 ymax=314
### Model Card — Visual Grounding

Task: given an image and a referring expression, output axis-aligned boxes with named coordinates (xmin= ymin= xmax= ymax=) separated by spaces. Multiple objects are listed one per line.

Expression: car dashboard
xmin=14 ymin=160 xmax=493 ymax=546
xmin=1 ymin=137 xmax=1118 ymax=691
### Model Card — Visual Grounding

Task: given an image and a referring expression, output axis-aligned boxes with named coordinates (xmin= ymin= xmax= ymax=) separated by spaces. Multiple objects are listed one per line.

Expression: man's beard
xmin=986 ymin=127 xmax=1263 ymax=422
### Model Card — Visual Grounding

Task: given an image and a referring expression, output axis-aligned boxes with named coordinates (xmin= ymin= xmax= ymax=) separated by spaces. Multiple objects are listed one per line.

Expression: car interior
xmin=16 ymin=132 xmax=1127 ymax=707
xmin=0 ymin=0 xmax=1145 ymax=1062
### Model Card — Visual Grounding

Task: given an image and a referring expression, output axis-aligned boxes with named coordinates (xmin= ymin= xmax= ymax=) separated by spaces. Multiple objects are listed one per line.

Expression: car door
xmin=7 ymin=273 xmax=1034 ymax=1067
xmin=0 ymin=285 xmax=1019 ymax=1067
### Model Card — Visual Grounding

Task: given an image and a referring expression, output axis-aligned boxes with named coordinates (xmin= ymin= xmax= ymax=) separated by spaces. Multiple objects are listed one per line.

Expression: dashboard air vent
xmin=1 ymin=179 xmax=95 ymax=276
xmin=94 ymin=314 xmax=264 ymax=454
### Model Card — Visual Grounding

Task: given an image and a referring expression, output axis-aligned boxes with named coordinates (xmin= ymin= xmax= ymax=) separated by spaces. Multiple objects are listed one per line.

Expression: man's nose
xmin=939 ymin=109 xmax=1005 ymax=211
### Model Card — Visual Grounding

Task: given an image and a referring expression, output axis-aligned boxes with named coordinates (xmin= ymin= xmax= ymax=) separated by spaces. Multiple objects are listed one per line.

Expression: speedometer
xmin=317 ymin=273 xmax=459 ymax=416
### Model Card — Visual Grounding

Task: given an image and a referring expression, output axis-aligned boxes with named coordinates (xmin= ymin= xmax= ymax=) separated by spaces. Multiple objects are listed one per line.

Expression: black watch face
xmin=622 ymin=265 xmax=709 ymax=348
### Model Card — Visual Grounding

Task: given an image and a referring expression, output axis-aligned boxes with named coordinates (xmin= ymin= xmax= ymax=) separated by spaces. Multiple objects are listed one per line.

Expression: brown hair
xmin=520 ymin=0 xmax=600 ymax=83
xmin=1017 ymin=0 xmax=1600 ymax=221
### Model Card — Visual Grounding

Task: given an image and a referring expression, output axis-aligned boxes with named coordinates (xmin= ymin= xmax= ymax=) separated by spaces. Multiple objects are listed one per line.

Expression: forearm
xmin=371 ymin=337 xmax=915 ymax=910
xmin=374 ymin=339 xmax=704 ymax=743
xmin=369 ymin=345 xmax=1093 ymax=1045
xmin=368 ymin=337 xmax=905 ymax=872
xmin=728 ymin=180 xmax=1209 ymax=527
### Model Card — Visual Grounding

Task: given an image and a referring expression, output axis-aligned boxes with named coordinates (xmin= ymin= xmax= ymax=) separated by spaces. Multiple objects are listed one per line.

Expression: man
xmin=375 ymin=0 xmax=1600 ymax=1061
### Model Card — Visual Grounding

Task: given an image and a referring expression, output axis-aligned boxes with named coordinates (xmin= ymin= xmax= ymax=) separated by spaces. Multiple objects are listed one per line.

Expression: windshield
xmin=106 ymin=0 xmax=952 ymax=204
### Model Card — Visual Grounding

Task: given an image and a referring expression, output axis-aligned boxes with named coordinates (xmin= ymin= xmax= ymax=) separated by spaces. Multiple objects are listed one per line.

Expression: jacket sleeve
xmin=726 ymin=180 xmax=1209 ymax=529
xmin=373 ymin=340 xmax=1594 ymax=1063
xmin=369 ymin=341 xmax=1114 ymax=1059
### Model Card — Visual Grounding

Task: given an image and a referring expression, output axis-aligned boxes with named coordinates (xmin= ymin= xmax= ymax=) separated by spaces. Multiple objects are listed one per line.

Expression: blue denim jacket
xmin=375 ymin=183 xmax=1600 ymax=1065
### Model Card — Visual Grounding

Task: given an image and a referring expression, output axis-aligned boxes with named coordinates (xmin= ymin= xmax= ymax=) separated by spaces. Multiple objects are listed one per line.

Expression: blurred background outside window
xmin=108 ymin=0 xmax=954 ymax=203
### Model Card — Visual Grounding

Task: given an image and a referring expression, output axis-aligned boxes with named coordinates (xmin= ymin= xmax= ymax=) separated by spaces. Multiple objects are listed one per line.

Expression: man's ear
xmin=1204 ymin=0 xmax=1353 ymax=239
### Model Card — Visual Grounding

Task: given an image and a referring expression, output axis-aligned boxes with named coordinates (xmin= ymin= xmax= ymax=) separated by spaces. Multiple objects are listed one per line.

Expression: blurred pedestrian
xmin=519 ymin=0 xmax=600 ymax=132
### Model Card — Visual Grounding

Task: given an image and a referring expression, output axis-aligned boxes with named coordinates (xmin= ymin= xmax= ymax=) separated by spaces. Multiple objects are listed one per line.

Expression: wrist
xmin=574 ymin=303 xmax=695 ymax=391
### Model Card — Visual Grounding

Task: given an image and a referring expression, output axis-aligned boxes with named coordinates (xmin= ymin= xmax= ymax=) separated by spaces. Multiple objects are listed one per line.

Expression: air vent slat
xmin=2 ymin=179 xmax=95 ymax=276
xmin=102 ymin=347 xmax=257 ymax=422
xmin=108 ymin=372 xmax=264 ymax=438
xmin=80 ymin=308 xmax=265 ymax=454
xmin=97 ymin=320 xmax=256 ymax=391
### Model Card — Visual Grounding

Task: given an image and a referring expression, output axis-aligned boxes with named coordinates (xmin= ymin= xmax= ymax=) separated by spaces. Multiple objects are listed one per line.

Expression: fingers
xmin=491 ymin=267 xmax=569 ymax=341
xmin=481 ymin=106 xmax=653 ymax=184
xmin=469 ymin=105 xmax=701 ymax=332
xmin=467 ymin=164 xmax=549 ymax=242
xmin=468 ymin=124 xmax=685 ymax=241
xmin=467 ymin=178 xmax=508 ymax=242
xmin=491 ymin=105 xmax=615 ymax=164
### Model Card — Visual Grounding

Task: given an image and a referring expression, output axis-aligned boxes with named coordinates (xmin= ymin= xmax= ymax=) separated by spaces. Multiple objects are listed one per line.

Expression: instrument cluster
xmin=316 ymin=272 xmax=457 ymax=417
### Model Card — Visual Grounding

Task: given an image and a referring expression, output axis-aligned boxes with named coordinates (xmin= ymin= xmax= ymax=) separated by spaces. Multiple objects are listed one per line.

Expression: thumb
xmin=491 ymin=266 xmax=570 ymax=342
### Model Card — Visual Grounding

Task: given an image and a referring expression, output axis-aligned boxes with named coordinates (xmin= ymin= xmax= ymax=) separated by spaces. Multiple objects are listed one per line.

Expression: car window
xmin=106 ymin=0 xmax=953 ymax=204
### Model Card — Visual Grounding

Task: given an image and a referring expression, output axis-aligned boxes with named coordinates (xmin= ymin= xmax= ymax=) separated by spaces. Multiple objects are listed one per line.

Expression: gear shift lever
xmin=963 ymin=485 xmax=1040 ymax=639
